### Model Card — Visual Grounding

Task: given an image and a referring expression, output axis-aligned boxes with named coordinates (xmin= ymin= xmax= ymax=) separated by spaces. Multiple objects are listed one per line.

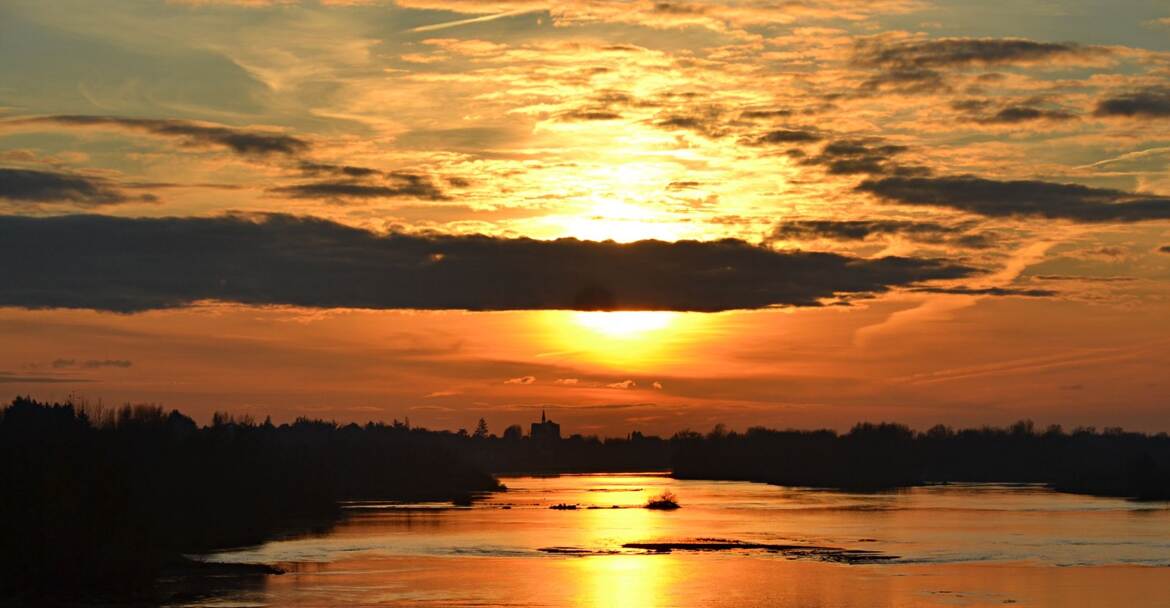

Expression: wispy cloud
xmin=12 ymin=116 xmax=309 ymax=156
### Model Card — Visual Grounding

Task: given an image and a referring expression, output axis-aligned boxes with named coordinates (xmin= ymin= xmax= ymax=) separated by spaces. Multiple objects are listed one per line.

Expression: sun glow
xmin=538 ymin=310 xmax=714 ymax=370
xmin=572 ymin=311 xmax=676 ymax=338
xmin=557 ymin=199 xmax=686 ymax=243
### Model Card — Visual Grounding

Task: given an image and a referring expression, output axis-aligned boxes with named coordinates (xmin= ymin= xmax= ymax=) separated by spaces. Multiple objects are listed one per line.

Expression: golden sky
xmin=2 ymin=0 xmax=1169 ymax=434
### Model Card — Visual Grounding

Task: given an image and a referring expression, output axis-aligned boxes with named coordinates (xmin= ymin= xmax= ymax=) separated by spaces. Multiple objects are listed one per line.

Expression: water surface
xmin=186 ymin=473 xmax=1170 ymax=607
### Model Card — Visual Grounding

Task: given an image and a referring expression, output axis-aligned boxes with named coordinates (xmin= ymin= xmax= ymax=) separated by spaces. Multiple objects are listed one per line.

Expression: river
xmin=181 ymin=473 xmax=1170 ymax=607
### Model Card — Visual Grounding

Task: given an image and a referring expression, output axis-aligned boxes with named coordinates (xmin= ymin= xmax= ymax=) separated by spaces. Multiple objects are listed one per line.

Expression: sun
xmin=536 ymin=310 xmax=712 ymax=370
xmin=571 ymin=311 xmax=676 ymax=338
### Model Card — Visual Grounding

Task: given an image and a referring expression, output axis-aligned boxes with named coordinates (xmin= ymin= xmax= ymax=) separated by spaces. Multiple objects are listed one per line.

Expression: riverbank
xmin=0 ymin=397 xmax=503 ymax=601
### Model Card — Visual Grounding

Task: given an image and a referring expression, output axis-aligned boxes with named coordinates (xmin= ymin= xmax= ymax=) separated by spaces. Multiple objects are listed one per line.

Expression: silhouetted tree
xmin=0 ymin=397 xmax=501 ymax=598
xmin=672 ymin=420 xmax=1170 ymax=497
xmin=6 ymin=394 xmax=1168 ymax=602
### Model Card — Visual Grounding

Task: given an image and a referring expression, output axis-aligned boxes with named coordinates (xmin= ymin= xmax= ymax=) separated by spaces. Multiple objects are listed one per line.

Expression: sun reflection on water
xmin=575 ymin=552 xmax=672 ymax=608
xmin=571 ymin=501 xmax=672 ymax=608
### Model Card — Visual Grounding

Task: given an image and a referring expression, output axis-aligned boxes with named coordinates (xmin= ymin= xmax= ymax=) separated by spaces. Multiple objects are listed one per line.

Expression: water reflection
xmin=577 ymin=554 xmax=671 ymax=608
xmin=184 ymin=474 xmax=1170 ymax=607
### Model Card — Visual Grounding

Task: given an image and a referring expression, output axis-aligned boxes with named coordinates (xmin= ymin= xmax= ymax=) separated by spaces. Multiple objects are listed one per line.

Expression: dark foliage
xmin=461 ymin=430 xmax=673 ymax=474
xmin=671 ymin=421 xmax=1170 ymax=497
xmin=0 ymin=397 xmax=500 ymax=596
xmin=5 ymin=396 xmax=1168 ymax=599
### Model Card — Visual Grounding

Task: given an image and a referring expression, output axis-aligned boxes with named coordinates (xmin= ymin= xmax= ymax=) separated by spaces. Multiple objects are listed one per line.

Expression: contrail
xmin=408 ymin=8 xmax=540 ymax=33
xmin=1077 ymin=146 xmax=1170 ymax=169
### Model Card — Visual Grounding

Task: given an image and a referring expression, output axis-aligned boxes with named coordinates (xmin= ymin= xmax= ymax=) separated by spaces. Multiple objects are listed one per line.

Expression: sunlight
xmin=570 ymin=503 xmax=673 ymax=608
xmin=572 ymin=311 xmax=677 ymax=338
xmin=575 ymin=553 xmax=671 ymax=608
xmin=557 ymin=199 xmax=686 ymax=243
xmin=545 ymin=158 xmax=693 ymax=243
xmin=537 ymin=310 xmax=715 ymax=371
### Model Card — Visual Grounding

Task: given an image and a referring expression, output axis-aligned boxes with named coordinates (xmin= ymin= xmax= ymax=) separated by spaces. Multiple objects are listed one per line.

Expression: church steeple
xmin=531 ymin=409 xmax=560 ymax=442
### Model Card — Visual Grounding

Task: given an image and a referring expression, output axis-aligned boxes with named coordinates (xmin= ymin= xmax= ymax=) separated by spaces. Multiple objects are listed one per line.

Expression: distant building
xmin=530 ymin=409 xmax=561 ymax=442
xmin=502 ymin=424 xmax=524 ymax=441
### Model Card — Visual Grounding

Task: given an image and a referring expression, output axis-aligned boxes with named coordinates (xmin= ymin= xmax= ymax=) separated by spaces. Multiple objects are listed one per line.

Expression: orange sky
xmin=2 ymin=0 xmax=1169 ymax=434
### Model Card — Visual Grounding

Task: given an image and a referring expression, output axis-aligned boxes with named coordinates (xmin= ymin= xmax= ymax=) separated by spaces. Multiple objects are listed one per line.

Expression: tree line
xmin=670 ymin=421 xmax=1170 ymax=497
xmin=4 ymin=396 xmax=1169 ymax=599
xmin=0 ymin=397 xmax=499 ymax=597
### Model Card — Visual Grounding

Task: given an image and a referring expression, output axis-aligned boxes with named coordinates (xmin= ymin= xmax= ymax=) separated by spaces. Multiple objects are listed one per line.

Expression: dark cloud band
xmin=270 ymin=175 xmax=448 ymax=201
xmin=15 ymin=115 xmax=309 ymax=156
xmin=909 ymin=286 xmax=1057 ymax=297
xmin=1094 ymin=87 xmax=1170 ymax=118
xmin=978 ymin=106 xmax=1076 ymax=124
xmin=858 ymin=175 xmax=1170 ymax=222
xmin=798 ymin=138 xmax=923 ymax=176
xmin=0 ymin=167 xmax=153 ymax=207
xmin=772 ymin=220 xmax=994 ymax=248
xmin=854 ymin=37 xmax=1106 ymax=94
xmin=0 ymin=214 xmax=974 ymax=313
xmin=754 ymin=129 xmax=822 ymax=144
xmin=855 ymin=38 xmax=1104 ymax=68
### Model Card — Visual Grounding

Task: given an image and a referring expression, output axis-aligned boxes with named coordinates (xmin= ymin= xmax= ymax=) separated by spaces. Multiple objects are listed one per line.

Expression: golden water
xmin=189 ymin=473 xmax=1170 ymax=607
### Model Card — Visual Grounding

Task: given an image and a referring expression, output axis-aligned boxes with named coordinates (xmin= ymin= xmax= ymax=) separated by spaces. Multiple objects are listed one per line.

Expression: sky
xmin=2 ymin=0 xmax=1169 ymax=436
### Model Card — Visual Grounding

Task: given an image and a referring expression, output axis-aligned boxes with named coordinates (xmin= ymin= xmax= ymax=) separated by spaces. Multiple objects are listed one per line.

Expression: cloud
xmin=951 ymin=100 xmax=1076 ymax=124
xmin=651 ymin=381 xmax=663 ymax=389
xmin=1076 ymin=246 xmax=1127 ymax=260
xmin=51 ymin=358 xmax=133 ymax=369
xmin=17 ymin=115 xmax=309 ymax=156
xmin=855 ymin=37 xmax=1106 ymax=69
xmin=0 ymin=167 xmax=153 ymax=207
xmin=908 ymin=286 xmax=1057 ymax=297
xmin=860 ymin=67 xmax=948 ymax=94
xmin=0 ymin=213 xmax=974 ymax=313
xmin=393 ymin=0 xmax=923 ymax=32
xmin=606 ymin=379 xmax=636 ymax=389
xmin=853 ymin=37 xmax=1107 ymax=94
xmin=1033 ymin=274 xmax=1133 ymax=283
xmin=298 ymin=162 xmax=382 ymax=178
xmin=0 ymin=371 xmax=91 ymax=384
xmin=771 ymin=220 xmax=994 ymax=248
xmin=858 ymin=175 xmax=1170 ymax=222
xmin=800 ymin=138 xmax=922 ymax=176
xmin=555 ymin=378 xmax=579 ymax=385
xmin=753 ymin=128 xmax=823 ymax=144
xmin=555 ymin=109 xmax=624 ymax=122
xmin=740 ymin=109 xmax=794 ymax=120
xmin=505 ymin=375 xmax=536 ymax=384
xmin=283 ymin=164 xmax=452 ymax=200
xmin=1094 ymin=87 xmax=1170 ymax=118
xmin=652 ymin=110 xmax=726 ymax=137
xmin=978 ymin=106 xmax=1076 ymax=124
xmin=271 ymin=173 xmax=448 ymax=201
